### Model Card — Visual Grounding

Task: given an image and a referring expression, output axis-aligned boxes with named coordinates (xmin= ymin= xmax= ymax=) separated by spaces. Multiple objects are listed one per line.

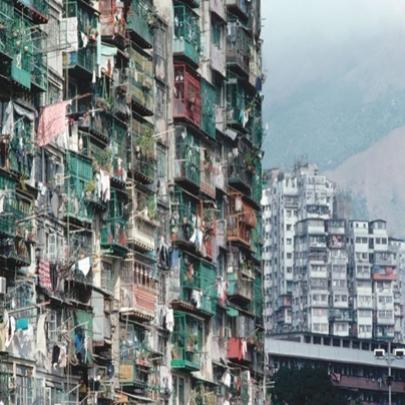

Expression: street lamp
xmin=374 ymin=340 xmax=405 ymax=405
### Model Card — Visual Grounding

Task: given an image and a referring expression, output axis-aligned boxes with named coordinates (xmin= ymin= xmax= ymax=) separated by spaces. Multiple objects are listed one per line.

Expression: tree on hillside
xmin=271 ymin=367 xmax=345 ymax=405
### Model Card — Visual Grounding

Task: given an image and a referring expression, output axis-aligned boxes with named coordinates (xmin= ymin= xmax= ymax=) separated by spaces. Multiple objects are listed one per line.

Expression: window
xmin=16 ymin=365 xmax=33 ymax=404
xmin=286 ymin=224 xmax=292 ymax=231
xmin=211 ymin=17 xmax=223 ymax=47
xmin=172 ymin=375 xmax=185 ymax=405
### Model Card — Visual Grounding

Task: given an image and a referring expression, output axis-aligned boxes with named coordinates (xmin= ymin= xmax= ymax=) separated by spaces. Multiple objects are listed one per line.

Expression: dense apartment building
xmin=263 ymin=165 xmax=405 ymax=343
xmin=262 ymin=164 xmax=334 ymax=334
xmin=0 ymin=0 xmax=264 ymax=404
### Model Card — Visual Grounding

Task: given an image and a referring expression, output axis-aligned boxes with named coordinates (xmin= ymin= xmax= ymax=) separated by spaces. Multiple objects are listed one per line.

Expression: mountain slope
xmin=263 ymin=29 xmax=405 ymax=170
xmin=326 ymin=125 xmax=405 ymax=236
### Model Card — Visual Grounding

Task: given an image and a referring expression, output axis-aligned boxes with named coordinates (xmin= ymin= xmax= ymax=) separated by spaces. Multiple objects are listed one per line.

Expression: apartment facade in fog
xmin=263 ymin=164 xmax=404 ymax=343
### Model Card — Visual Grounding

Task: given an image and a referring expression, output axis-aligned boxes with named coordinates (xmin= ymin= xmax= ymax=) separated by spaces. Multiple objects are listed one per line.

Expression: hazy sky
xmin=262 ymin=0 xmax=405 ymax=99
xmin=262 ymin=0 xmax=405 ymax=168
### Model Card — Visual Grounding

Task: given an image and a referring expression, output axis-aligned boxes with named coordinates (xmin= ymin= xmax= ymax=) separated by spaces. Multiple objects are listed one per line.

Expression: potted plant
xmin=85 ymin=179 xmax=96 ymax=199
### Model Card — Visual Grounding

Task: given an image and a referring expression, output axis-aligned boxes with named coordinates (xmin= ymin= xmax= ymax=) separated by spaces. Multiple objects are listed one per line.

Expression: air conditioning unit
xmin=0 ymin=277 xmax=6 ymax=294
xmin=8 ymin=376 xmax=16 ymax=390
xmin=374 ymin=349 xmax=385 ymax=358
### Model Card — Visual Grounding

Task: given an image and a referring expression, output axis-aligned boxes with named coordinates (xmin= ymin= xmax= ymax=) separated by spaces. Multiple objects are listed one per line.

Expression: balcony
xmin=226 ymin=0 xmax=249 ymax=19
xmin=126 ymin=0 xmax=153 ymax=48
xmin=200 ymin=158 xmax=216 ymax=199
xmin=251 ymin=222 xmax=262 ymax=262
xmin=373 ymin=252 xmax=396 ymax=267
xmin=128 ymin=213 xmax=158 ymax=252
xmin=174 ymin=64 xmax=201 ymax=127
xmin=227 ymin=337 xmax=250 ymax=363
xmin=173 ymin=5 xmax=201 ymax=65
xmin=329 ymin=309 xmax=352 ymax=322
xmin=326 ymin=220 xmax=346 ymax=234
xmin=64 ymin=0 xmax=97 ymax=77
xmin=65 ymin=152 xmax=94 ymax=224
xmin=226 ymin=76 xmax=246 ymax=130
xmin=228 ymin=157 xmax=253 ymax=194
xmin=227 ymin=218 xmax=252 ymax=248
xmin=171 ymin=190 xmax=198 ymax=243
xmin=120 ymin=261 xmax=157 ymax=320
xmin=308 ymin=252 xmax=328 ymax=264
xmin=119 ymin=325 xmax=155 ymax=391
xmin=253 ymin=278 xmax=263 ymax=320
xmin=15 ymin=0 xmax=48 ymax=23
xmin=180 ymin=254 xmax=218 ymax=315
xmin=125 ymin=47 xmax=154 ymax=115
xmin=227 ymin=192 xmax=256 ymax=248
xmin=80 ymin=110 xmax=113 ymax=141
xmin=130 ymin=118 xmax=156 ymax=184
xmin=375 ymin=326 xmax=394 ymax=339
xmin=227 ymin=272 xmax=253 ymax=302
xmin=250 ymin=169 xmax=262 ymax=206
xmin=0 ymin=235 xmax=31 ymax=266
xmin=246 ymin=100 xmax=263 ymax=149
xmin=171 ymin=311 xmax=202 ymax=371
xmin=111 ymin=119 xmax=128 ymax=184
xmin=201 ymin=80 xmax=216 ymax=139
xmin=31 ymin=53 xmax=47 ymax=92
xmin=0 ymin=1 xmax=13 ymax=61
xmin=11 ymin=53 xmax=31 ymax=90
xmin=227 ymin=22 xmax=250 ymax=75
xmin=99 ymin=0 xmax=126 ymax=40
xmin=174 ymin=127 xmax=200 ymax=189
xmin=101 ymin=189 xmax=128 ymax=255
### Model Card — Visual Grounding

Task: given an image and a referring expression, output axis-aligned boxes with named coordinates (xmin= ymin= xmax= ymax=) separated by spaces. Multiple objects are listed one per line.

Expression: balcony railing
xmin=180 ymin=255 xmax=217 ymax=315
xmin=123 ymin=52 xmax=154 ymax=114
xmin=227 ymin=217 xmax=251 ymax=248
xmin=101 ymin=218 xmax=128 ymax=253
xmin=17 ymin=0 xmax=49 ymax=21
xmin=0 ymin=1 xmax=13 ymax=59
xmin=31 ymin=54 xmax=47 ymax=91
xmin=200 ymin=161 xmax=216 ymax=199
xmin=174 ymin=64 xmax=201 ymax=127
xmin=201 ymin=80 xmax=216 ymax=139
xmin=228 ymin=159 xmax=252 ymax=193
xmin=111 ymin=120 xmax=128 ymax=183
xmin=173 ymin=5 xmax=201 ymax=65
xmin=175 ymin=128 xmax=200 ymax=188
xmin=64 ymin=0 xmax=97 ymax=74
xmin=66 ymin=47 xmax=97 ymax=74
xmin=65 ymin=153 xmax=94 ymax=223
xmin=227 ymin=22 xmax=250 ymax=74
xmin=227 ymin=273 xmax=253 ymax=302
xmin=120 ymin=284 xmax=157 ymax=318
xmin=127 ymin=0 xmax=153 ymax=47
xmin=128 ymin=214 xmax=158 ymax=252
xmin=171 ymin=311 xmax=202 ymax=371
